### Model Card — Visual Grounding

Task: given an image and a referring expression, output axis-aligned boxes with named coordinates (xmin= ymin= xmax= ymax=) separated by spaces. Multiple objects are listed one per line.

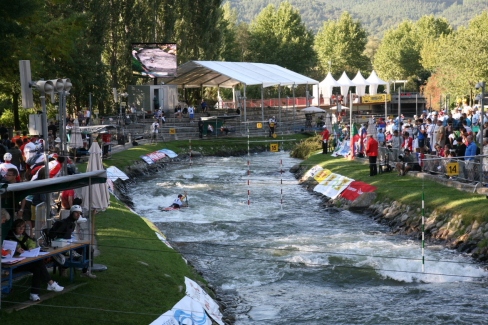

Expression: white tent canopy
xmin=165 ymin=61 xmax=319 ymax=88
xmin=366 ymin=70 xmax=388 ymax=95
xmin=319 ymin=72 xmax=339 ymax=98
xmin=337 ymin=72 xmax=354 ymax=97
xmin=352 ymin=71 xmax=370 ymax=97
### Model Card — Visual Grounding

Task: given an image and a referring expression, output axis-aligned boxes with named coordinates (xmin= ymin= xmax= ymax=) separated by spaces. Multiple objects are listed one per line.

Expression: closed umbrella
xmin=81 ymin=142 xmax=110 ymax=212
xmin=80 ymin=141 xmax=110 ymax=273
xmin=69 ymin=119 xmax=83 ymax=161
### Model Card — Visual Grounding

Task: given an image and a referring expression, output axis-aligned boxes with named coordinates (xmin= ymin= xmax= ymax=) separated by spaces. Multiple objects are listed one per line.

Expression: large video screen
xmin=132 ymin=43 xmax=177 ymax=78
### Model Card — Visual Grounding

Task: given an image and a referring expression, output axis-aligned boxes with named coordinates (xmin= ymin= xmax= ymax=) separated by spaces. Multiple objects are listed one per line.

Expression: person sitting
xmin=48 ymin=205 xmax=96 ymax=278
xmin=207 ymin=124 xmax=214 ymax=135
xmin=395 ymin=148 xmax=415 ymax=176
xmin=6 ymin=219 xmax=64 ymax=301
xmin=171 ymin=193 xmax=187 ymax=209
xmin=220 ymin=126 xmax=230 ymax=135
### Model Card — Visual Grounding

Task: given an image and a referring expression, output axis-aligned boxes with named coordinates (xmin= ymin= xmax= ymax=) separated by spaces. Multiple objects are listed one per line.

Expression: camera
xmin=398 ymin=155 xmax=404 ymax=161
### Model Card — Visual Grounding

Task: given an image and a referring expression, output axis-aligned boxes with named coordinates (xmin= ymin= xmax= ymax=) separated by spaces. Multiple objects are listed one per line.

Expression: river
xmin=130 ymin=152 xmax=488 ymax=324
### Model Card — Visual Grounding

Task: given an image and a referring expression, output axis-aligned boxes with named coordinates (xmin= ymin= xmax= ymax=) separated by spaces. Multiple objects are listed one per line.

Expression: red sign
xmin=340 ymin=181 xmax=377 ymax=201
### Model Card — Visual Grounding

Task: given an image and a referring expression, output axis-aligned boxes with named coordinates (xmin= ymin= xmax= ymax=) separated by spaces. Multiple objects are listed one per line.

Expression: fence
xmin=422 ymin=154 xmax=488 ymax=185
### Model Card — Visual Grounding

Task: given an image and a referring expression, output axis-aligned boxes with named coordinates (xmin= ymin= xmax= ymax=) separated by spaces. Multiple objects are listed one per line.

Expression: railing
xmin=422 ymin=154 xmax=487 ymax=185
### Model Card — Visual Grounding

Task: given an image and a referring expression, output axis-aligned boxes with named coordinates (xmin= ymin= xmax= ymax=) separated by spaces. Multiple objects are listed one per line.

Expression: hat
xmin=55 ymin=137 xmax=61 ymax=143
xmin=70 ymin=205 xmax=82 ymax=213
xmin=3 ymin=153 xmax=12 ymax=161
xmin=323 ymin=125 xmax=327 ymax=129
xmin=49 ymin=153 xmax=59 ymax=159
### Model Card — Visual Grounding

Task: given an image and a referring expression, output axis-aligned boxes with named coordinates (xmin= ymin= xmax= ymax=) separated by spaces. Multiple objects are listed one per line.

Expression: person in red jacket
xmin=365 ymin=134 xmax=379 ymax=176
xmin=321 ymin=126 xmax=330 ymax=154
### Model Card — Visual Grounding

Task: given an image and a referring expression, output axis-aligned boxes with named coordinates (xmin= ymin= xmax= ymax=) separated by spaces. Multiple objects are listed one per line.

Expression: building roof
xmin=164 ymin=61 xmax=319 ymax=88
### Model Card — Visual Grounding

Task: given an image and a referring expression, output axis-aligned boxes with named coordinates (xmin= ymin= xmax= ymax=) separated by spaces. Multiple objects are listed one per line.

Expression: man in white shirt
xmin=151 ymin=121 xmax=159 ymax=143
xmin=188 ymin=105 xmax=195 ymax=123
xmin=24 ymin=135 xmax=40 ymax=165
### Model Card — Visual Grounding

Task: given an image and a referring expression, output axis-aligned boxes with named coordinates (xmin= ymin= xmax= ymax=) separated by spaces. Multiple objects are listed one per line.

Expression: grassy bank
xmin=301 ymin=151 xmax=488 ymax=222
xmin=1 ymin=134 xmax=308 ymax=323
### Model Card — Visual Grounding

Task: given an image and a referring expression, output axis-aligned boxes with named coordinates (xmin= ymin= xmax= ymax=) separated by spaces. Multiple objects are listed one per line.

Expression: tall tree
xmin=247 ymin=2 xmax=316 ymax=75
xmin=375 ymin=16 xmax=452 ymax=84
xmin=314 ymin=12 xmax=369 ymax=77
xmin=430 ymin=12 xmax=488 ymax=101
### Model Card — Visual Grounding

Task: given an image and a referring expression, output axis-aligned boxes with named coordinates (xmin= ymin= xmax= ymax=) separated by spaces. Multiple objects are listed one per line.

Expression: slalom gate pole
xmin=247 ymin=159 xmax=251 ymax=207
xmin=189 ymin=139 xmax=192 ymax=168
xmin=280 ymin=159 xmax=283 ymax=210
xmin=422 ymin=189 xmax=425 ymax=272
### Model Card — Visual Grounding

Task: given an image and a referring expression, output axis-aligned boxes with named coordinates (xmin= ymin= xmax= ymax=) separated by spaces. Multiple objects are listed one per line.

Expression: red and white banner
xmin=340 ymin=181 xmax=377 ymax=201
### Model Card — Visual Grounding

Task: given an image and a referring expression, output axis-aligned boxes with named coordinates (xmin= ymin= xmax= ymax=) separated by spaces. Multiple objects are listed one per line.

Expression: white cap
xmin=55 ymin=137 xmax=61 ymax=143
xmin=70 ymin=205 xmax=82 ymax=213
xmin=3 ymin=153 xmax=12 ymax=161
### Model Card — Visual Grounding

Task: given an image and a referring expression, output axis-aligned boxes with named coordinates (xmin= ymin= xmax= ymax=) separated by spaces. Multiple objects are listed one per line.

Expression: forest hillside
xmin=227 ymin=0 xmax=488 ymax=36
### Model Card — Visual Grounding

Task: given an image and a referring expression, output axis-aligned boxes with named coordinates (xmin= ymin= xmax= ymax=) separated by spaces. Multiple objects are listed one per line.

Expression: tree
xmin=375 ymin=16 xmax=452 ymax=84
xmin=247 ymin=2 xmax=316 ymax=75
xmin=314 ymin=12 xmax=369 ymax=77
xmin=429 ymin=12 xmax=488 ymax=102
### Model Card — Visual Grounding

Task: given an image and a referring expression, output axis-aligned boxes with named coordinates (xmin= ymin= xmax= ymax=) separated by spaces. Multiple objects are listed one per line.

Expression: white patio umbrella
xmin=301 ymin=106 xmax=326 ymax=113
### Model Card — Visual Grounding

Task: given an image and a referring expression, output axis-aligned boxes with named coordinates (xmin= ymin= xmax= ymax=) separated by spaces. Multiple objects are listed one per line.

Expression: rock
xmin=350 ymin=192 xmax=377 ymax=209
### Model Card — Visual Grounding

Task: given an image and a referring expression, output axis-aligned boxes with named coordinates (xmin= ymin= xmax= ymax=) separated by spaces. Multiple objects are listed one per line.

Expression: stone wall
xmin=291 ymin=163 xmax=488 ymax=263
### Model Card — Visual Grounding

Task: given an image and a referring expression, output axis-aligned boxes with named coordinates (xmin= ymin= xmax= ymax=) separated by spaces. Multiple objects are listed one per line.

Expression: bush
xmin=290 ymin=134 xmax=322 ymax=159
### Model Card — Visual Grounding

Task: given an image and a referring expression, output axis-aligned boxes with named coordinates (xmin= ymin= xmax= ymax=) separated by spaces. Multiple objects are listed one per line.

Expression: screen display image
xmin=132 ymin=43 xmax=177 ymax=78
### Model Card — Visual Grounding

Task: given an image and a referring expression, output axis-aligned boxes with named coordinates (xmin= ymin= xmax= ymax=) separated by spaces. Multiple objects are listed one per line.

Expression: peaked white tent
xmin=336 ymin=72 xmax=354 ymax=96
xmin=319 ymin=72 xmax=339 ymax=98
xmin=366 ymin=70 xmax=388 ymax=95
xmin=352 ymin=71 xmax=370 ymax=97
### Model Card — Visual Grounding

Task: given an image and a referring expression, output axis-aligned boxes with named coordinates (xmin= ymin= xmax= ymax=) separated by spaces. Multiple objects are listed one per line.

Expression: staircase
xmin=119 ymin=106 xmax=314 ymax=142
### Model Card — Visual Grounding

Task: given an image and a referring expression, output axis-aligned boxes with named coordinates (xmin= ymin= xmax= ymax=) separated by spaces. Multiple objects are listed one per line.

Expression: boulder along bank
xmin=290 ymin=163 xmax=488 ymax=264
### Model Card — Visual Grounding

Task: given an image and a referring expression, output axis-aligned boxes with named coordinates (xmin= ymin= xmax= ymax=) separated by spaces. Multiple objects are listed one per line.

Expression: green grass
xmin=301 ymin=153 xmax=488 ymax=221
xmin=0 ymin=197 xmax=204 ymax=323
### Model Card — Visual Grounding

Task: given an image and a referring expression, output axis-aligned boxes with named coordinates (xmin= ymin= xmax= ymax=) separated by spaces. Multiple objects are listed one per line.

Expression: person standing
xmin=198 ymin=118 xmax=204 ymax=139
xmin=268 ymin=116 xmax=277 ymax=137
xmin=201 ymin=99 xmax=208 ymax=113
xmin=150 ymin=120 xmax=159 ymax=143
xmin=188 ymin=104 xmax=195 ymax=123
xmin=85 ymin=109 xmax=91 ymax=126
xmin=365 ymin=134 xmax=379 ymax=176
xmin=321 ymin=126 xmax=330 ymax=154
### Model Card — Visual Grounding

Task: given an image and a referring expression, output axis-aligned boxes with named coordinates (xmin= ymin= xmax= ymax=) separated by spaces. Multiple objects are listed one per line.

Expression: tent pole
xmin=261 ymin=86 xmax=265 ymax=136
xmin=293 ymin=84 xmax=296 ymax=132
xmin=278 ymin=85 xmax=282 ymax=134
xmin=244 ymin=86 xmax=247 ymax=124
xmin=88 ymin=176 xmax=93 ymax=274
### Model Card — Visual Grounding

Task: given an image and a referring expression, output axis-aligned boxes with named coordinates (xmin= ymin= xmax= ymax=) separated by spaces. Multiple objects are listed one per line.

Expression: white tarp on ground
xmin=185 ymin=277 xmax=225 ymax=325
xmin=106 ymin=166 xmax=129 ymax=181
xmin=331 ymin=140 xmax=351 ymax=157
xmin=165 ymin=61 xmax=319 ymax=88
xmin=150 ymin=277 xmax=224 ymax=325
xmin=150 ymin=296 xmax=212 ymax=325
